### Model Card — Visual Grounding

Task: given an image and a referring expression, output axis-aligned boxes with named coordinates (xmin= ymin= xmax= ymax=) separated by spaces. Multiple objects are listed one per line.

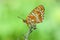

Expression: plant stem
xmin=24 ymin=27 xmax=33 ymax=40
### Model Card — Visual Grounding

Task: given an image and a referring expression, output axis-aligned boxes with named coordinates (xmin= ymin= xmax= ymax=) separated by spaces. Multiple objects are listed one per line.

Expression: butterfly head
xmin=23 ymin=20 xmax=27 ymax=23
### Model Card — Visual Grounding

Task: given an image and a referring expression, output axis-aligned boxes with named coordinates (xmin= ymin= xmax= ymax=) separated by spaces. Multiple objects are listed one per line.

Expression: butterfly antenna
xmin=17 ymin=16 xmax=24 ymax=20
xmin=17 ymin=16 xmax=26 ymax=23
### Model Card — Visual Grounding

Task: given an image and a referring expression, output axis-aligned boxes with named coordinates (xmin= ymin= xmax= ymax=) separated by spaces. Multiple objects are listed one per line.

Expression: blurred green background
xmin=0 ymin=0 xmax=60 ymax=40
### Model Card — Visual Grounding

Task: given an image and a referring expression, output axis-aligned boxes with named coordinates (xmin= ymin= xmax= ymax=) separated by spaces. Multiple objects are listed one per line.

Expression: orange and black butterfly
xmin=18 ymin=5 xmax=45 ymax=30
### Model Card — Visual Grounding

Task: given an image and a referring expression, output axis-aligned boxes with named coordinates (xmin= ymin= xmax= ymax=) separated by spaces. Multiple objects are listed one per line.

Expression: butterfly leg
xmin=33 ymin=24 xmax=36 ymax=30
xmin=29 ymin=23 xmax=36 ymax=33
xmin=30 ymin=22 xmax=36 ymax=30
xmin=28 ymin=24 xmax=33 ymax=34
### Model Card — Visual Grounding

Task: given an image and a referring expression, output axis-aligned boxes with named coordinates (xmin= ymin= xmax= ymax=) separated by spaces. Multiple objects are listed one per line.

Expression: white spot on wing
xmin=32 ymin=12 xmax=40 ymax=22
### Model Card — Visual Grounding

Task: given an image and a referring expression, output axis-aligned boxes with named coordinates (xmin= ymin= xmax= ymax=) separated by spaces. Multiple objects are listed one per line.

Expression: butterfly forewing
xmin=26 ymin=5 xmax=45 ymax=25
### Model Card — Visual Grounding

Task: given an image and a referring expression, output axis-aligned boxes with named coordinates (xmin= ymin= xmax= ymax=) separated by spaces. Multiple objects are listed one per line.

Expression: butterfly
xmin=18 ymin=5 xmax=45 ymax=30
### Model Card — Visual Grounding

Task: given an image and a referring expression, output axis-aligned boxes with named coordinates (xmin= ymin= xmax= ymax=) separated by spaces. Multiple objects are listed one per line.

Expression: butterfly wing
xmin=26 ymin=5 xmax=45 ymax=24
xmin=25 ymin=5 xmax=45 ymax=29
